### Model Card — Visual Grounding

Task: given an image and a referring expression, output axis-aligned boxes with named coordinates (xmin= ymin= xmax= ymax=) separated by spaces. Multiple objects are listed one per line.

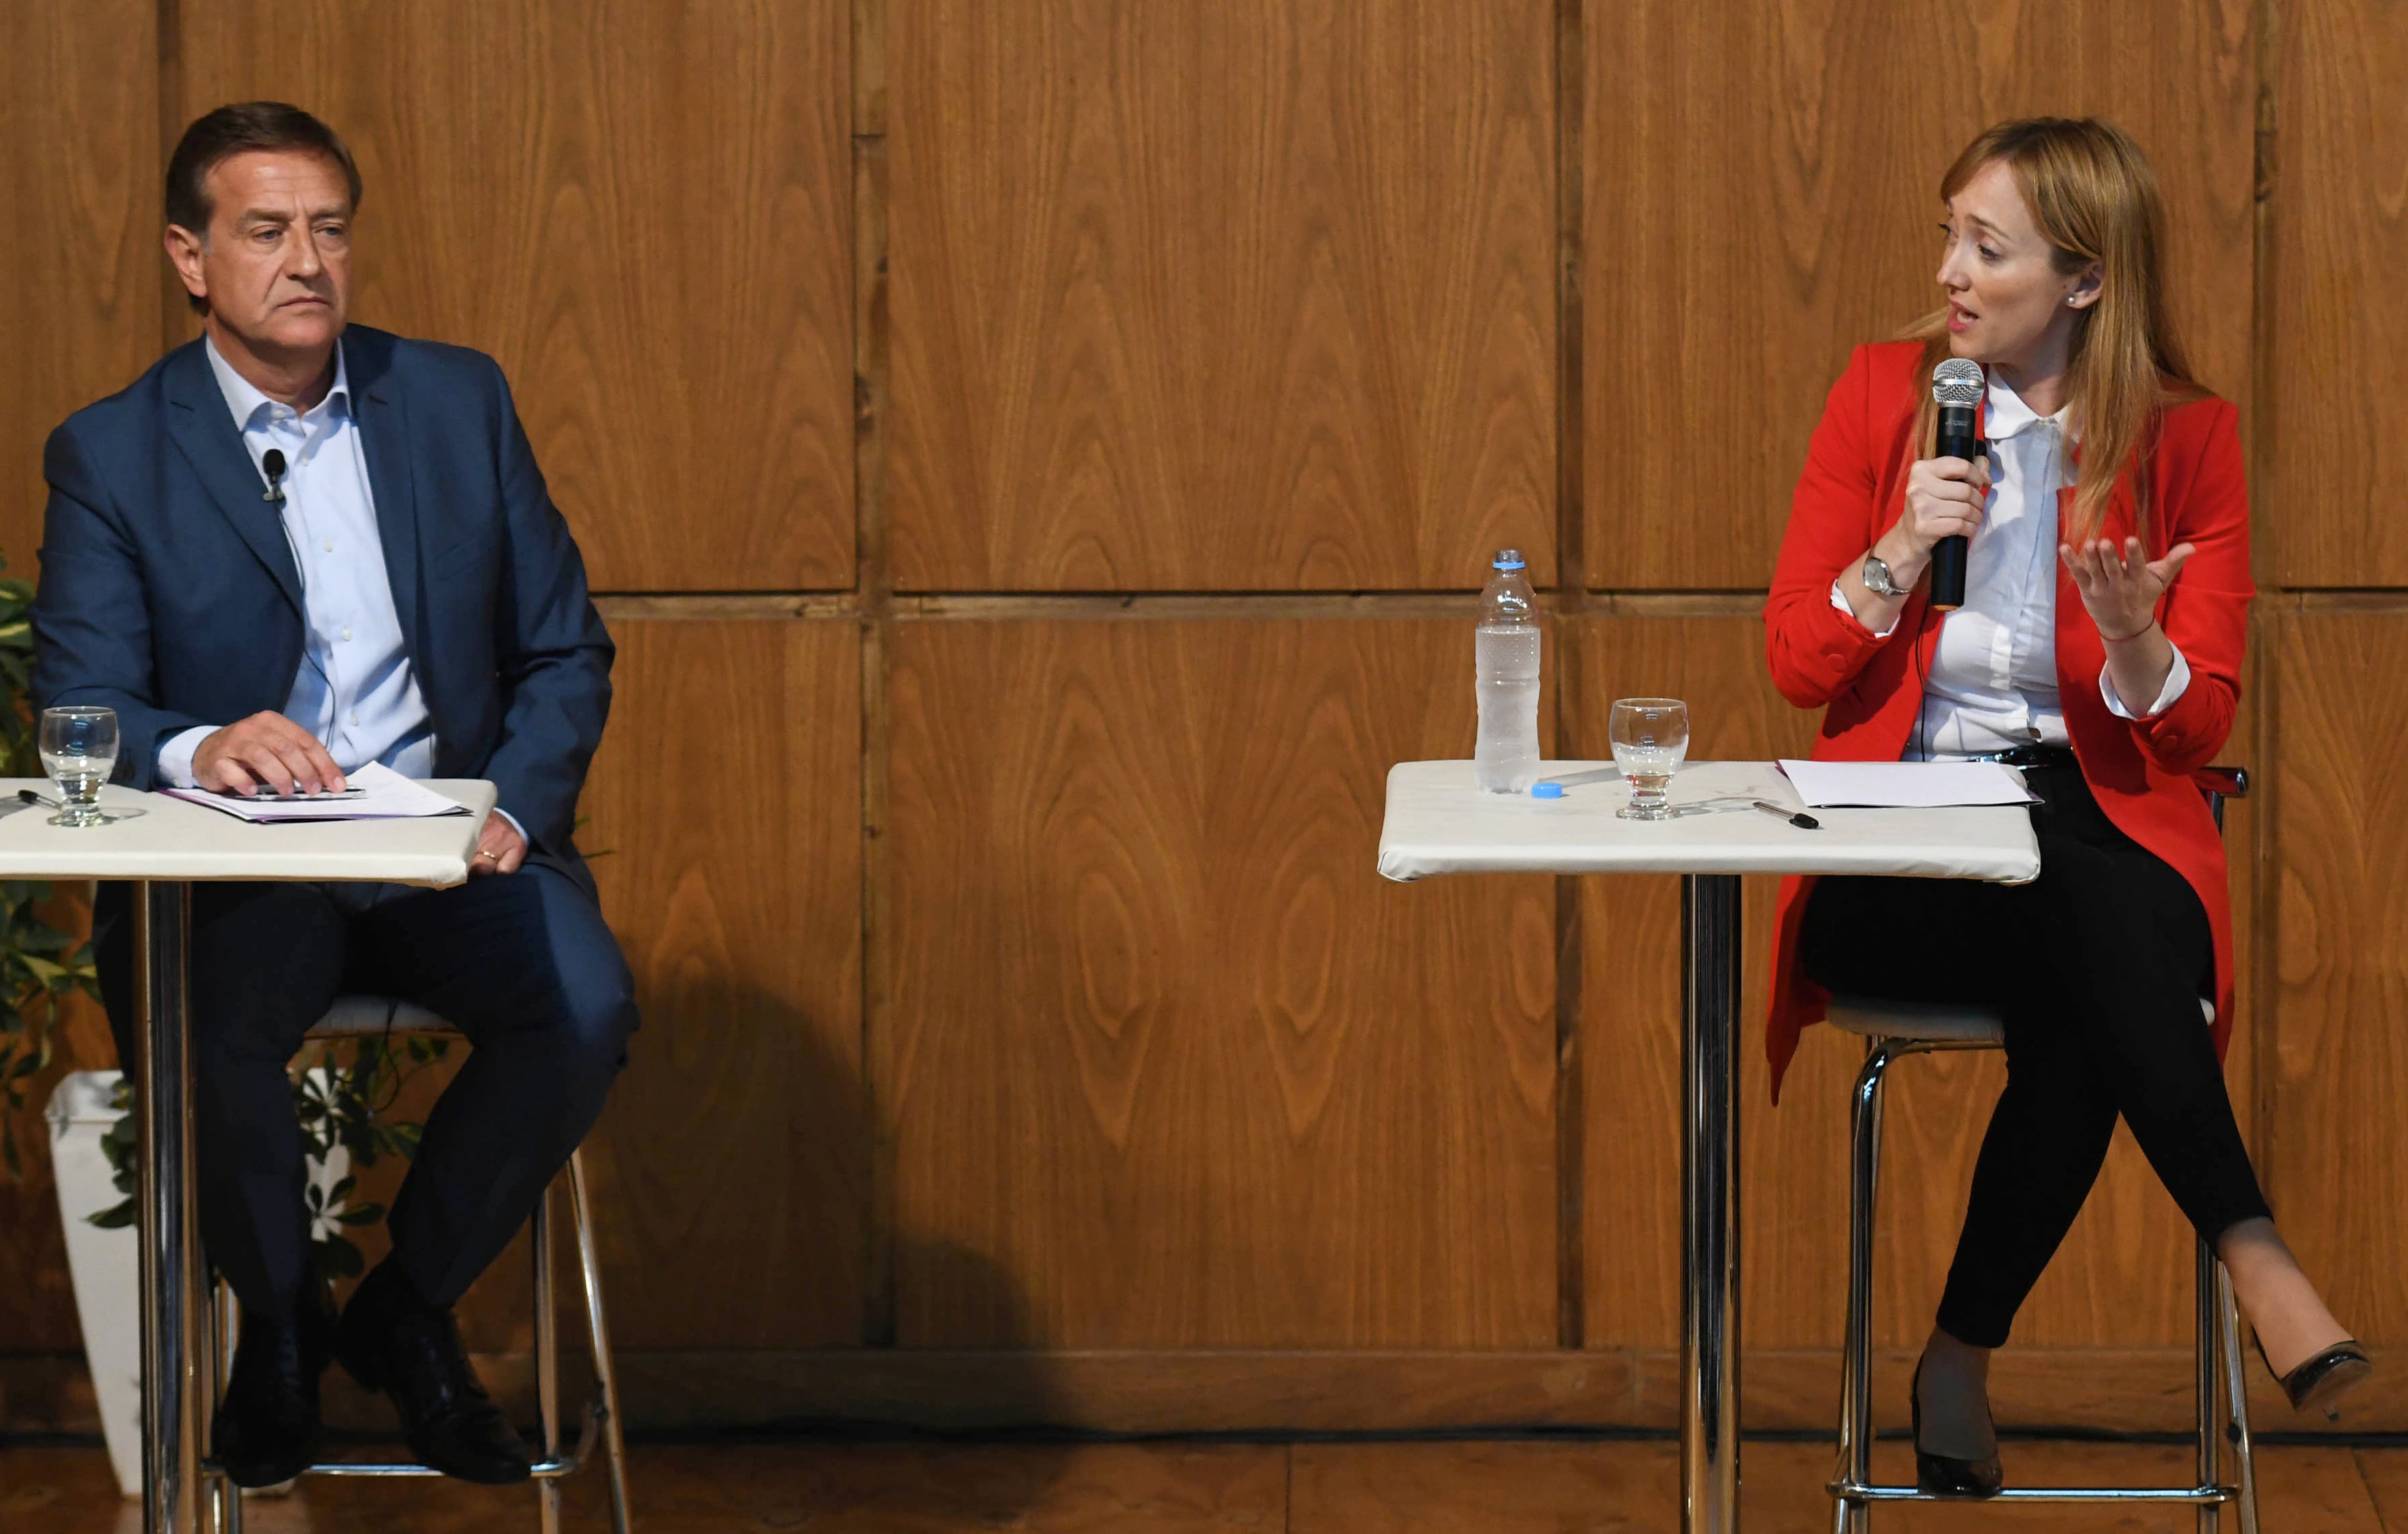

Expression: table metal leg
xmin=137 ymin=880 xmax=203 ymax=1534
xmin=1683 ymin=874 xmax=1742 ymax=1533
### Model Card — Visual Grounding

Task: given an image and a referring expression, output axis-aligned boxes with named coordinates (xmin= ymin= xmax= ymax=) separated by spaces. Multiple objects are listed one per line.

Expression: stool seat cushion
xmin=1824 ymin=996 xmax=2005 ymax=1043
xmin=1826 ymin=993 xmax=2214 ymax=1044
xmin=310 ymin=995 xmax=455 ymax=1038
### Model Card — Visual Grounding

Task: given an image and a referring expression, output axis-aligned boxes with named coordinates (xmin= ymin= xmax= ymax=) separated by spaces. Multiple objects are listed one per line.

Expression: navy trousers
xmin=95 ymin=859 xmax=638 ymax=1314
xmin=1798 ymin=764 xmax=2267 ymax=1349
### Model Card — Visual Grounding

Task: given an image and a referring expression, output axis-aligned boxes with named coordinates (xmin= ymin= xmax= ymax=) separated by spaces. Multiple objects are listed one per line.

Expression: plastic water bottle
xmin=1474 ymin=549 xmax=1541 ymax=792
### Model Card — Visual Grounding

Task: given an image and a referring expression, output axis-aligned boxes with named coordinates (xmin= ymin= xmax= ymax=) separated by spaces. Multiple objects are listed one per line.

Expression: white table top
xmin=1378 ymin=761 xmax=2042 ymax=884
xmin=0 ymin=779 xmax=496 ymax=886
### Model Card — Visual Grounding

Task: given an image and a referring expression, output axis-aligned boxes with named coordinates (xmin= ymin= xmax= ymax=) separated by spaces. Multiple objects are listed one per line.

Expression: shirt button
xmin=341 ymin=627 xmax=352 ymax=641
xmin=324 ymin=540 xmax=335 ymax=552
xmin=349 ymin=713 xmax=360 ymax=727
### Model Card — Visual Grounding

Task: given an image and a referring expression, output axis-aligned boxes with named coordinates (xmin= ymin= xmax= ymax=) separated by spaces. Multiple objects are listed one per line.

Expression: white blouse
xmin=1832 ymin=373 xmax=2189 ymax=760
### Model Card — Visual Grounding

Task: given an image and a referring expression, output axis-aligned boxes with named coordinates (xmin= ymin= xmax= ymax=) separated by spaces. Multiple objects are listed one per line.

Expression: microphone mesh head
xmin=262 ymin=448 xmax=286 ymax=477
xmin=1932 ymin=358 xmax=1984 ymax=406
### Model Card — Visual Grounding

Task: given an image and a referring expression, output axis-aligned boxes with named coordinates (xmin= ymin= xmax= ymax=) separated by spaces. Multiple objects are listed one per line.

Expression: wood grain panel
xmin=2268 ymin=604 xmax=2408 ymax=1343
xmin=1586 ymin=0 xmax=2256 ymax=589
xmin=573 ymin=617 xmax=865 ymax=1348
xmin=886 ymin=618 xmax=1556 ymax=1347
xmin=175 ymin=0 xmax=854 ymax=593
xmin=0 ymin=0 xmax=159 ymax=582
xmin=1577 ymin=611 xmax=2245 ymax=1354
xmin=885 ymin=1 xmax=1556 ymax=591
xmin=2267 ymin=2 xmax=2408 ymax=584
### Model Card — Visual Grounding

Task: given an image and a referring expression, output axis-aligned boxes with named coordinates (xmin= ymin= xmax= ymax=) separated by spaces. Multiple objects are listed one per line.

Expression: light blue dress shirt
xmin=158 ymin=337 xmax=438 ymax=787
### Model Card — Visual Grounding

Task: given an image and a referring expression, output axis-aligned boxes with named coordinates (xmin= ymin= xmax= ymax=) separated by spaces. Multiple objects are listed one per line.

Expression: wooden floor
xmin=8 ymin=1437 xmax=2408 ymax=1531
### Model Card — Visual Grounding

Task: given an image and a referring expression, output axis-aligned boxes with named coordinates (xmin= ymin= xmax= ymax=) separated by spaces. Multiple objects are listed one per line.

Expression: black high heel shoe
xmin=2256 ymin=1332 xmax=2374 ymax=1417
xmin=1910 ymin=1367 xmax=2004 ymax=1499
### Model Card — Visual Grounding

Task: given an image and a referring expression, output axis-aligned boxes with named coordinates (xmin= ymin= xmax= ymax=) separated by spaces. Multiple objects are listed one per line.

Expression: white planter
xmin=47 ymin=1069 xmax=353 ymax=1498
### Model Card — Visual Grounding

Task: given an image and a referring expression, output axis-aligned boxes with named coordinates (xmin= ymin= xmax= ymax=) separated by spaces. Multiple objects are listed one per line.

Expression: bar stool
xmin=200 ymin=996 xmax=633 ymax=1534
xmin=1824 ymin=767 xmax=2258 ymax=1532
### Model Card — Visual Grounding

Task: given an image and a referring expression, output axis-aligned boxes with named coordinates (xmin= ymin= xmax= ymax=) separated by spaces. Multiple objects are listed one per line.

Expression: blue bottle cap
xmin=1530 ymin=782 xmax=1564 ymax=798
xmin=1492 ymin=548 xmax=1526 ymax=572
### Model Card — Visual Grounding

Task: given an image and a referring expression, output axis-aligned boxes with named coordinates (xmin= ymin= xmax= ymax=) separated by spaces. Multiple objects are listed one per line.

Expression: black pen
xmin=1753 ymin=799 xmax=1820 ymax=830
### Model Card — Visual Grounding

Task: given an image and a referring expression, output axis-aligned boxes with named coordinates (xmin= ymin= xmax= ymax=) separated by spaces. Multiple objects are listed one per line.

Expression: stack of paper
xmin=1776 ymin=759 xmax=2038 ymax=810
xmin=160 ymin=762 xmax=474 ymax=824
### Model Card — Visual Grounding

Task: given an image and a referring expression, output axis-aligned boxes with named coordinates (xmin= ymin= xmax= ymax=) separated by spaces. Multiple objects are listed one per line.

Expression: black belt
xmin=1965 ymin=744 xmax=2079 ymax=771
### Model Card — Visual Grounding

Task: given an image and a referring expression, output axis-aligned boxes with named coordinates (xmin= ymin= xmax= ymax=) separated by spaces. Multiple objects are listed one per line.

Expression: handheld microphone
xmin=261 ymin=448 xmax=288 ymax=507
xmin=1928 ymin=358 xmax=1984 ymax=612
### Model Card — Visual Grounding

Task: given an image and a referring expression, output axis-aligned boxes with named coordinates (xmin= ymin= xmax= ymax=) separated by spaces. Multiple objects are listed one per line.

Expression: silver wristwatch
xmin=1862 ymin=551 xmax=1907 ymax=597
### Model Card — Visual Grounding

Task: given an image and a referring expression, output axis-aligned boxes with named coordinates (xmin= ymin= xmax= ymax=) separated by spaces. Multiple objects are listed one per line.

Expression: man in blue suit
xmin=32 ymin=102 xmax=637 ymax=1487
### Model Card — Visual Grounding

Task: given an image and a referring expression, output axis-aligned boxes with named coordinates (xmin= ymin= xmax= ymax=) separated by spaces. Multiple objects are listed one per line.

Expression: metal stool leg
xmin=2196 ymin=1239 xmax=2219 ymax=1534
xmin=204 ymin=1278 xmax=240 ymax=1534
xmin=567 ymin=1150 xmax=632 ymax=1534
xmin=2218 ymin=1261 xmax=2259 ymax=1534
xmin=1834 ymin=1041 xmax=1893 ymax=1534
xmin=534 ymin=1183 xmax=561 ymax=1534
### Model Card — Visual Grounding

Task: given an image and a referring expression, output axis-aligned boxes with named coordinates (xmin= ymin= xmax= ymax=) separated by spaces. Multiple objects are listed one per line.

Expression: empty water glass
xmin=39 ymin=706 xmax=119 ymax=827
xmin=1610 ymin=698 xmax=1689 ymax=821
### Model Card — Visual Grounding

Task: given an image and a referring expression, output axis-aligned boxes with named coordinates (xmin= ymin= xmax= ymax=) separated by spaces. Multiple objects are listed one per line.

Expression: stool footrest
xmin=207 ymin=1454 xmax=585 ymax=1481
xmin=1832 ymin=1478 xmax=2237 ymax=1506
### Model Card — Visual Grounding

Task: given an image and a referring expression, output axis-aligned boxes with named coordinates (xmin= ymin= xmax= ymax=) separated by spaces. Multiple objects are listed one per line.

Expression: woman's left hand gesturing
xmin=2060 ymin=536 xmax=2196 ymax=642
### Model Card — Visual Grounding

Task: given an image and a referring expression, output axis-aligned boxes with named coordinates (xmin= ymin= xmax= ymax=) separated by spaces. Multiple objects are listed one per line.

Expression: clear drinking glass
xmin=39 ymin=706 xmax=119 ymax=827
xmin=1610 ymin=698 xmax=1689 ymax=822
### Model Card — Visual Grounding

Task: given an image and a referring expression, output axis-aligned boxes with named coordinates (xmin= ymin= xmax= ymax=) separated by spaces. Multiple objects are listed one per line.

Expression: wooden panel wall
xmin=0 ymin=2 xmax=159 ymax=587
xmin=176 ymin=0 xmax=856 ymax=593
xmin=884 ymin=1 xmax=1557 ymax=591
xmin=576 ymin=617 xmax=866 ymax=1350
xmin=1587 ymin=0 xmax=2256 ymax=591
xmin=885 ymin=617 xmax=1555 ymax=1348
xmin=1 ymin=0 xmax=2405 ymax=1438
xmin=2266 ymin=3 xmax=2408 ymax=584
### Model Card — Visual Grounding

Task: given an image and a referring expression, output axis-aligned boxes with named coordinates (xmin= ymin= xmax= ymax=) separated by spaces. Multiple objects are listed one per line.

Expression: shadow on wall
xmin=324 ymin=979 xmax=1072 ymax=1518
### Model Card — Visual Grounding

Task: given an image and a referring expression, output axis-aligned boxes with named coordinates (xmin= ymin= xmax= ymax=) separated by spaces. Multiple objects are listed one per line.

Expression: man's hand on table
xmin=194 ymin=712 xmax=347 ymax=796
xmin=472 ymin=811 xmax=527 ymax=876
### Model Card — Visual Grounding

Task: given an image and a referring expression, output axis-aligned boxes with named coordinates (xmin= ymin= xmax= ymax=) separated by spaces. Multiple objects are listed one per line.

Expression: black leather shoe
xmin=211 ymin=1294 xmax=334 ymax=1488
xmin=2258 ymin=1332 xmax=2374 ymax=1417
xmin=337 ymin=1262 xmax=532 ymax=1485
xmin=1910 ymin=1375 xmax=2003 ymax=1499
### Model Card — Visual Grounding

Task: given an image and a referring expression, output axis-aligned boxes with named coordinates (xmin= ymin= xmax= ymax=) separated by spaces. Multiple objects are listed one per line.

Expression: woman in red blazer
xmin=1763 ymin=119 xmax=2365 ymax=1495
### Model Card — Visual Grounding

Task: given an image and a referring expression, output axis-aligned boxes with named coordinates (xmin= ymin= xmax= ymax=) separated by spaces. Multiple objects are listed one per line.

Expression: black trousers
xmin=1799 ymin=764 xmax=2268 ymax=1349
xmin=96 ymin=859 xmax=639 ymax=1315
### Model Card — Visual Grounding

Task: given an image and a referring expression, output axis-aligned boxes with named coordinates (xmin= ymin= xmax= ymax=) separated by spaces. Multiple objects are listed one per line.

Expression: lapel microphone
xmin=261 ymin=447 xmax=288 ymax=507
xmin=1928 ymin=358 xmax=1986 ymax=613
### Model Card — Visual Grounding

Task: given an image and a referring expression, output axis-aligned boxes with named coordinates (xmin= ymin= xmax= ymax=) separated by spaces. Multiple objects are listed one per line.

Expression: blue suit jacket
xmin=31 ymin=326 xmax=613 ymax=864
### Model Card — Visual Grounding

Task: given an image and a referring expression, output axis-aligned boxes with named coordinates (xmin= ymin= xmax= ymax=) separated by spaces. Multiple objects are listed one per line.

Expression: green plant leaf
xmin=313 ymin=1233 xmax=365 ymax=1281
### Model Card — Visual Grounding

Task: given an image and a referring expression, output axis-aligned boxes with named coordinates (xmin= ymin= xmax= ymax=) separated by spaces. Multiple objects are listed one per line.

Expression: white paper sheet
xmin=1776 ymin=759 xmax=2038 ymax=810
xmin=158 ymin=762 xmax=475 ymax=824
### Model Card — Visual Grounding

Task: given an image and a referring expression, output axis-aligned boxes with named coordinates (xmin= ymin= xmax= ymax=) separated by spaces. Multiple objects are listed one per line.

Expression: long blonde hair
xmin=1907 ymin=118 xmax=2198 ymax=541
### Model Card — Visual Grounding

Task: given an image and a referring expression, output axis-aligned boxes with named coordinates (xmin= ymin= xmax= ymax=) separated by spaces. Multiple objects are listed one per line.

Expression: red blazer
xmin=1762 ymin=341 xmax=2252 ymax=1102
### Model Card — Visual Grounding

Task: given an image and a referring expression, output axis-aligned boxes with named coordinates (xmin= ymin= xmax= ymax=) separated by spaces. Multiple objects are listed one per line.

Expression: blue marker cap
xmin=1530 ymin=782 xmax=1564 ymax=798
